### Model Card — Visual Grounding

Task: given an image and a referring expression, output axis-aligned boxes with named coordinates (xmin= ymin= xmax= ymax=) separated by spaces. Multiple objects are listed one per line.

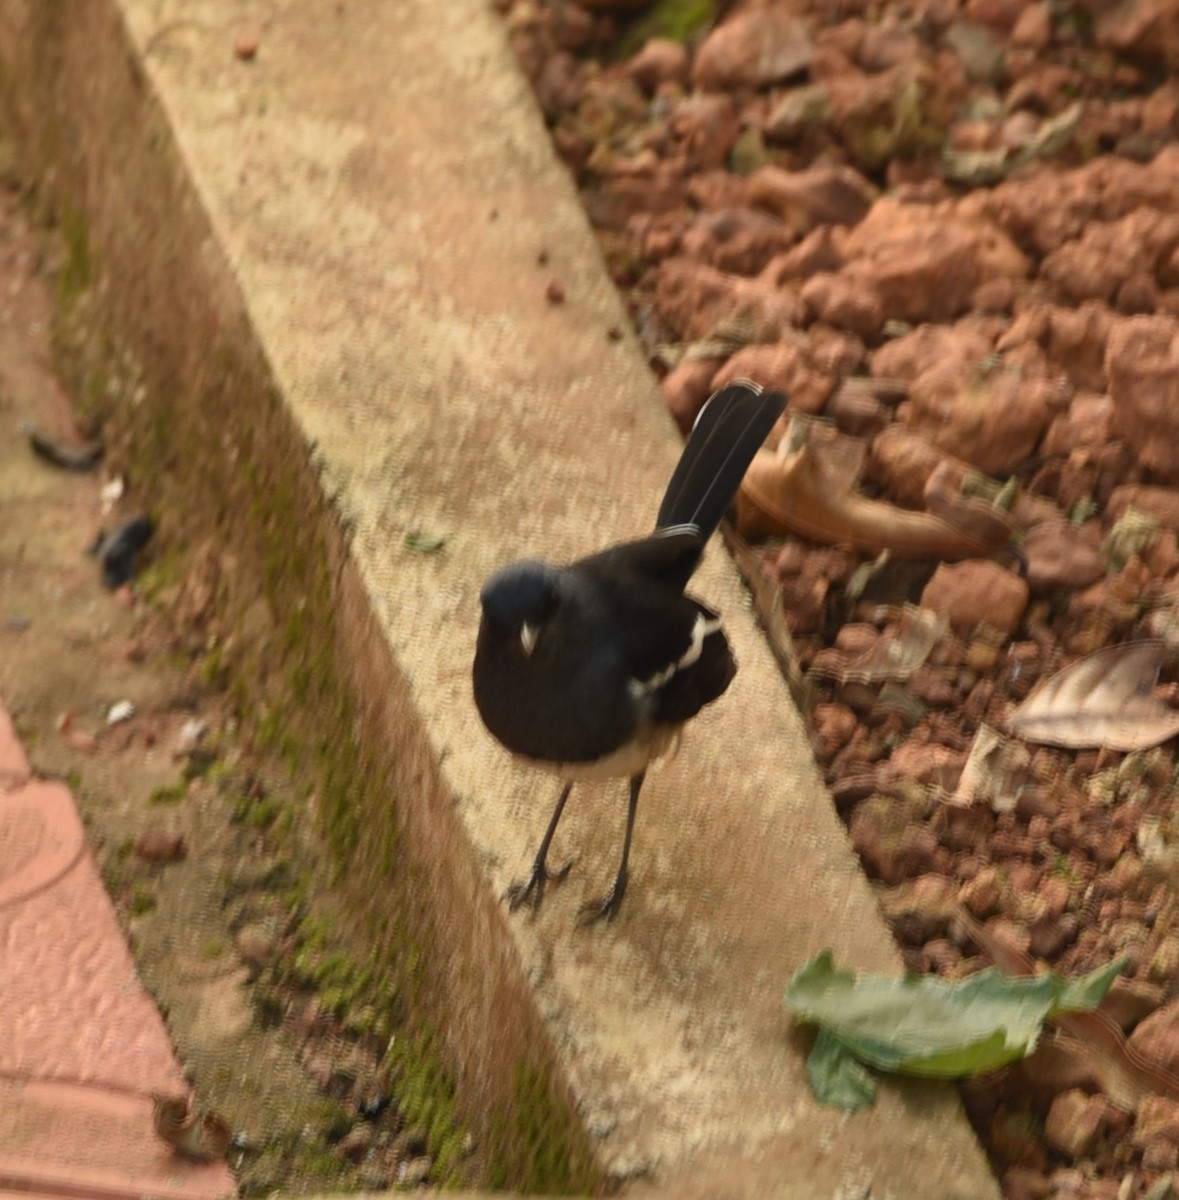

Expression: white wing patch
xmin=628 ymin=612 xmax=723 ymax=699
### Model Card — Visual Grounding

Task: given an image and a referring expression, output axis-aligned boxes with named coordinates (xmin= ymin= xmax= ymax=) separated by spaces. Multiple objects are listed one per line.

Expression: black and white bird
xmin=473 ymin=381 xmax=786 ymax=923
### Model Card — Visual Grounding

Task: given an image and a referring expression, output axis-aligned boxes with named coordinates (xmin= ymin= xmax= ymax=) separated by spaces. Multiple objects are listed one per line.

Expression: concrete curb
xmin=0 ymin=1 xmax=1000 ymax=1196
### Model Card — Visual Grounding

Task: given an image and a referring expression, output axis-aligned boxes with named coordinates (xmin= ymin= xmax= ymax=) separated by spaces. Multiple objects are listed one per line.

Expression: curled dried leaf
xmin=946 ymin=723 xmax=1032 ymax=812
xmin=736 ymin=416 xmax=1014 ymax=558
xmin=816 ymin=604 xmax=947 ymax=685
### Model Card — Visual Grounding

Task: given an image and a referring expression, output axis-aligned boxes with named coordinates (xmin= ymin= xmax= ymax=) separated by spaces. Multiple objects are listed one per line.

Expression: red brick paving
xmin=0 ymin=698 xmax=235 ymax=1199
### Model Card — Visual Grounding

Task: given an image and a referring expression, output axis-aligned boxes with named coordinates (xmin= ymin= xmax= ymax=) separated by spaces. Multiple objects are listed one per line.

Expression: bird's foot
xmin=506 ymin=857 xmax=573 ymax=913
xmin=576 ymin=872 xmax=628 ymax=927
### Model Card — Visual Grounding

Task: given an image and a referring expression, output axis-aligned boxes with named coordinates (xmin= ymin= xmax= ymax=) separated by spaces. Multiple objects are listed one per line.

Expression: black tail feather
xmin=655 ymin=381 xmax=786 ymax=539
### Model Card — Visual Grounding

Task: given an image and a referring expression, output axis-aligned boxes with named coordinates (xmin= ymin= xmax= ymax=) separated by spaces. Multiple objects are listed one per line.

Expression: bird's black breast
xmin=473 ymin=605 xmax=641 ymax=764
xmin=473 ymin=559 xmax=737 ymax=766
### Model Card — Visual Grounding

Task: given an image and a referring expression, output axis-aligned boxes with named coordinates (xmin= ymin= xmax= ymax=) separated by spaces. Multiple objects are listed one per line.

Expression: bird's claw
xmin=576 ymin=876 xmax=627 ymax=927
xmin=505 ymin=858 xmax=573 ymax=913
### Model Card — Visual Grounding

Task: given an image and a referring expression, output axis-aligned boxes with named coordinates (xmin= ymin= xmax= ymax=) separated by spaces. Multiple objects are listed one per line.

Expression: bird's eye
xmin=520 ymin=622 xmax=539 ymax=656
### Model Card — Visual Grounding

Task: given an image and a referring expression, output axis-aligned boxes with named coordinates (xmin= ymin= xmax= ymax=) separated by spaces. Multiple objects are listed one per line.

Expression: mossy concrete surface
xmin=0 ymin=1 xmax=1000 ymax=1197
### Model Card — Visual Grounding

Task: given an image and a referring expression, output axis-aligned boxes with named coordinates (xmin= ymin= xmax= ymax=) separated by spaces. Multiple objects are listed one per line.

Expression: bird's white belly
xmin=517 ymin=723 xmax=682 ymax=783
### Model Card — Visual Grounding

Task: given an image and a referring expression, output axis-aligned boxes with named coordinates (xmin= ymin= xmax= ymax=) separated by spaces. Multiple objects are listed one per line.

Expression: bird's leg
xmin=506 ymin=782 xmax=575 ymax=912
xmin=578 ymin=771 xmax=644 ymax=926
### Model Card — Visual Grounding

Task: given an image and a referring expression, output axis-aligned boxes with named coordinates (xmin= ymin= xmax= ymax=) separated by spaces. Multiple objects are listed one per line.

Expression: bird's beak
xmin=520 ymin=622 xmax=539 ymax=656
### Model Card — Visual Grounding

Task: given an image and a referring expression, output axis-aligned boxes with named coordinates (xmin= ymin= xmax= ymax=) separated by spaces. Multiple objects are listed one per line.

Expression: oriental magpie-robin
xmin=473 ymin=381 xmax=786 ymax=923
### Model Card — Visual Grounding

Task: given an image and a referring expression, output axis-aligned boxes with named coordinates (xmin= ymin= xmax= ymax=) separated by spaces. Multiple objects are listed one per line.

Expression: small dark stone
xmin=134 ymin=829 xmax=187 ymax=863
xmin=91 ymin=515 xmax=154 ymax=588
xmin=357 ymin=1092 xmax=390 ymax=1120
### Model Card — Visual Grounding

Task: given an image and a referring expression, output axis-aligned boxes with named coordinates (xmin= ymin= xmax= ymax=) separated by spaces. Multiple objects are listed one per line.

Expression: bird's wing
xmin=649 ymin=601 xmax=736 ymax=724
xmin=570 ymin=557 xmax=736 ymax=723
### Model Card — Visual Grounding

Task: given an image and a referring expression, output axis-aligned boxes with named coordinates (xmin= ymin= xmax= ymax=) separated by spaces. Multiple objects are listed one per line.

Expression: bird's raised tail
xmin=655 ymin=380 xmax=787 ymax=540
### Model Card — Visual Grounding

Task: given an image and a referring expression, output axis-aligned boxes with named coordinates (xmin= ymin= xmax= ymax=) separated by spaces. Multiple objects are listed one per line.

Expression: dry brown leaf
xmin=1004 ymin=640 xmax=1179 ymax=751
xmin=783 ymin=415 xmax=866 ymax=490
xmin=946 ymin=723 xmax=1031 ymax=812
xmin=1020 ymin=1030 xmax=1105 ymax=1095
xmin=1051 ymin=1011 xmax=1179 ymax=1111
xmin=735 ymin=416 xmax=1014 ymax=557
xmin=1138 ymin=816 xmax=1179 ymax=884
xmin=816 ymin=604 xmax=947 ymax=685
xmin=941 ymin=101 xmax=1082 ymax=185
xmin=1102 ymin=506 xmax=1160 ymax=571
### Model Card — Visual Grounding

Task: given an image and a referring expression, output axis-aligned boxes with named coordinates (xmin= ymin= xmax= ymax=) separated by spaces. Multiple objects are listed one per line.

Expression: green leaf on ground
xmin=785 ymin=950 xmax=1125 ymax=1108
xmin=806 ymin=1028 xmax=877 ymax=1110
xmin=1056 ymin=957 xmax=1129 ymax=1013
xmin=404 ymin=530 xmax=446 ymax=554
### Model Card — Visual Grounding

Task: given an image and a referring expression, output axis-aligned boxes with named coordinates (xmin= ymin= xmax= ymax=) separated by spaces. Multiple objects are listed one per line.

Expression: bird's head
xmin=479 ymin=560 xmax=561 ymax=657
